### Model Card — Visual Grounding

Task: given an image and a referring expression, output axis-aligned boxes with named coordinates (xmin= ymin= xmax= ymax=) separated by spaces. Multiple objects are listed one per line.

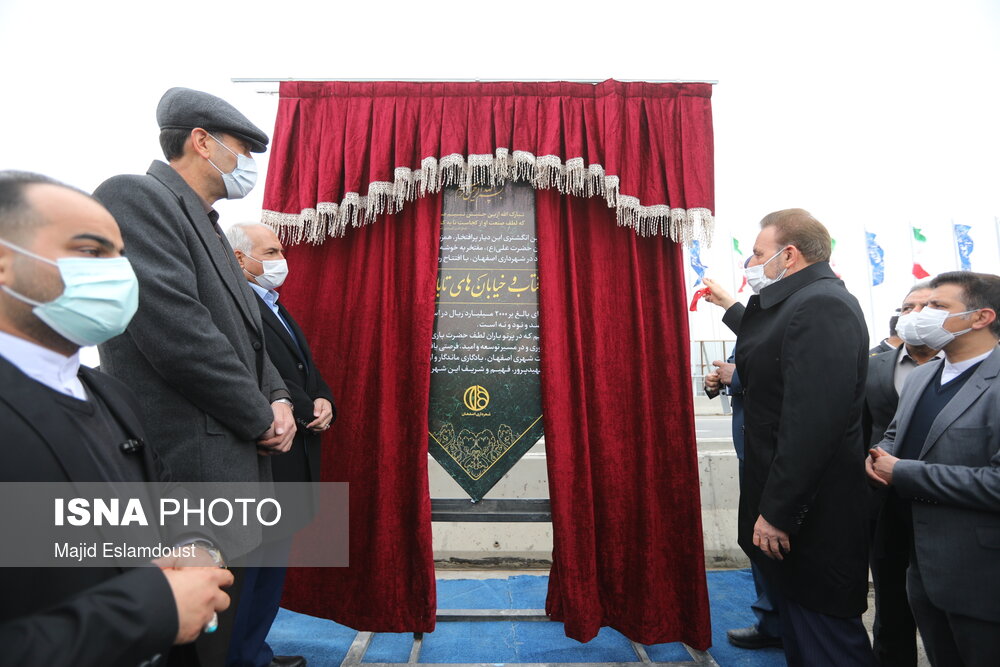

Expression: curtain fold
xmin=264 ymin=80 xmax=713 ymax=644
xmin=536 ymin=190 xmax=711 ymax=649
xmin=262 ymin=80 xmax=714 ymax=245
xmin=278 ymin=197 xmax=440 ymax=632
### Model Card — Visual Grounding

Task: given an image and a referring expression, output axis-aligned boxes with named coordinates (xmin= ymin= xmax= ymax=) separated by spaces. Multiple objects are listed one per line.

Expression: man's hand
xmin=702 ymin=278 xmax=737 ymax=310
xmin=257 ymin=401 xmax=296 ymax=452
xmin=865 ymin=450 xmax=888 ymax=486
xmin=306 ymin=398 xmax=334 ymax=433
xmin=154 ymin=545 xmax=219 ymax=569
xmin=753 ymin=515 xmax=791 ymax=560
xmin=869 ymin=447 xmax=898 ymax=485
xmin=703 ymin=372 xmax=721 ymax=398
xmin=160 ymin=567 xmax=233 ymax=644
xmin=712 ymin=360 xmax=735 ymax=386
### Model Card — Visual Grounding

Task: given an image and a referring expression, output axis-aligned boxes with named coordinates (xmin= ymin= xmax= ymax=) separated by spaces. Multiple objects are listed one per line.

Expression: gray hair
xmin=224 ymin=222 xmax=268 ymax=254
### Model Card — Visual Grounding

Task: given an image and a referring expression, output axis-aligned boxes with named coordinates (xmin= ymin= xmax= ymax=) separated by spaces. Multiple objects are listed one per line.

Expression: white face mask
xmin=243 ymin=254 xmax=288 ymax=290
xmin=744 ymin=247 xmax=788 ymax=294
xmin=910 ymin=306 xmax=978 ymax=349
xmin=207 ymin=134 xmax=257 ymax=199
xmin=895 ymin=311 xmax=923 ymax=346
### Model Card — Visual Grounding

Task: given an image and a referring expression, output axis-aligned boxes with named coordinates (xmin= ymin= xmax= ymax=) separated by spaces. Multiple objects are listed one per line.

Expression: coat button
xmin=252 ymin=341 xmax=262 ymax=351
xmin=297 ymin=363 xmax=305 ymax=371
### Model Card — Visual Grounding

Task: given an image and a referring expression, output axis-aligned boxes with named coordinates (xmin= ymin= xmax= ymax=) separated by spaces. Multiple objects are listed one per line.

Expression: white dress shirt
xmin=0 ymin=330 xmax=86 ymax=399
xmin=940 ymin=348 xmax=994 ymax=385
xmin=894 ymin=347 xmax=945 ymax=395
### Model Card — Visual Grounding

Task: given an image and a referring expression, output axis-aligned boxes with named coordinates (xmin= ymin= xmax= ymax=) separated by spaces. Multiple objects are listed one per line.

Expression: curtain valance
xmin=262 ymin=80 xmax=715 ymax=245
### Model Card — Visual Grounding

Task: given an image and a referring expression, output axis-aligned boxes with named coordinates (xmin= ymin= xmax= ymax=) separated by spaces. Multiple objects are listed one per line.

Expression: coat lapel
xmin=888 ymin=358 xmax=940 ymax=450
xmin=279 ymin=303 xmax=315 ymax=368
xmin=919 ymin=348 xmax=1000 ymax=459
xmin=146 ymin=161 xmax=260 ymax=333
xmin=79 ymin=368 xmax=157 ymax=481
xmin=0 ymin=357 xmax=105 ymax=484
xmin=875 ymin=349 xmax=899 ymax=407
xmin=259 ymin=299 xmax=307 ymax=365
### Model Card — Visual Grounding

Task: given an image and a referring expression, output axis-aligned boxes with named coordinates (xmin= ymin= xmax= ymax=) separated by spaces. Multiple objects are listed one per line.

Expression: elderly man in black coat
xmin=730 ymin=209 xmax=874 ymax=665
xmin=224 ymin=222 xmax=336 ymax=667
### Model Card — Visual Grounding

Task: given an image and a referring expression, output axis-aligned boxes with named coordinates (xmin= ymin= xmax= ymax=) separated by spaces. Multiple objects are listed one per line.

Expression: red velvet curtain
xmin=262 ymin=80 xmax=714 ymax=245
xmin=278 ymin=197 xmax=440 ymax=632
xmin=264 ymin=80 xmax=714 ymax=644
xmin=536 ymin=191 xmax=711 ymax=648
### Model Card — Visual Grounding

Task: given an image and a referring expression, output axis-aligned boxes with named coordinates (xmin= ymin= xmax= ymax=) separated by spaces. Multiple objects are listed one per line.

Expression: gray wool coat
xmin=95 ymin=161 xmax=290 ymax=493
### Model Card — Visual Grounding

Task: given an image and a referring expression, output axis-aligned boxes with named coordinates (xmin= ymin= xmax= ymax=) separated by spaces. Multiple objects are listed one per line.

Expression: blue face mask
xmin=0 ymin=238 xmax=139 ymax=346
xmin=208 ymin=134 xmax=258 ymax=200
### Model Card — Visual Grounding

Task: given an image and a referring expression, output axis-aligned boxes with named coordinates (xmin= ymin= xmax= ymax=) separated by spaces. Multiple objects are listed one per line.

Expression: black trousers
xmin=776 ymin=592 xmax=876 ymax=666
xmin=907 ymin=563 xmax=1000 ymax=667
xmin=870 ymin=492 xmax=917 ymax=666
xmin=195 ymin=565 xmax=246 ymax=667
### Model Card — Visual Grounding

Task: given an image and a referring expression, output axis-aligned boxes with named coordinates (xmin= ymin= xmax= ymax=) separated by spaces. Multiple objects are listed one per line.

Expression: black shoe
xmin=269 ymin=657 xmax=307 ymax=667
xmin=726 ymin=626 xmax=783 ymax=649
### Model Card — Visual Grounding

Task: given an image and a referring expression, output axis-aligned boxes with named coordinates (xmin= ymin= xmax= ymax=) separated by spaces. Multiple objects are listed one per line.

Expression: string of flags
xmin=686 ymin=220 xmax=998 ymax=309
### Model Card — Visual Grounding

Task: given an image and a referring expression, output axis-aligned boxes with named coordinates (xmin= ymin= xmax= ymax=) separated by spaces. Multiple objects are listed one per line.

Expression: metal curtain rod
xmin=231 ymin=77 xmax=718 ymax=85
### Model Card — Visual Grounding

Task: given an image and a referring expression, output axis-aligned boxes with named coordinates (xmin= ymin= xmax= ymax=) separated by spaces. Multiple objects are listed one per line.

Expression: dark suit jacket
xmin=732 ymin=261 xmax=870 ymax=618
xmin=863 ymin=347 xmax=902 ymax=449
xmin=863 ymin=347 xmax=907 ymax=552
xmin=254 ymin=296 xmax=335 ymax=483
xmin=722 ymin=304 xmax=746 ymax=460
xmin=879 ymin=346 xmax=1000 ymax=623
xmin=0 ymin=356 xmax=178 ymax=667
xmin=869 ymin=339 xmax=897 ymax=355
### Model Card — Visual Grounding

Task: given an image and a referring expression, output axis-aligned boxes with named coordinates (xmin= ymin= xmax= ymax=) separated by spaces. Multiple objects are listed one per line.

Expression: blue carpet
xmin=266 ymin=571 xmax=785 ymax=666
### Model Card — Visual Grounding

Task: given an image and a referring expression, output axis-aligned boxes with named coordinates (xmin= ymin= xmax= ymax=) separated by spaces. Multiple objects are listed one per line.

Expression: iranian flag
xmin=733 ymin=237 xmax=748 ymax=292
xmin=911 ymin=227 xmax=930 ymax=278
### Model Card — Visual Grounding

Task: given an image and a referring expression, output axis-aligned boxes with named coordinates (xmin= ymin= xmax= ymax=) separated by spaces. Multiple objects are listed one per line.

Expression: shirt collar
xmin=898 ymin=347 xmax=944 ymax=366
xmin=248 ymin=281 xmax=279 ymax=307
xmin=0 ymin=330 xmax=84 ymax=398
xmin=943 ymin=348 xmax=994 ymax=378
xmin=755 ymin=261 xmax=838 ymax=310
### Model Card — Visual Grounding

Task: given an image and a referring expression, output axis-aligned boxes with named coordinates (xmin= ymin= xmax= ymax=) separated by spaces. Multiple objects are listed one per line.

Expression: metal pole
xmin=951 ymin=218 xmax=960 ymax=270
xmin=994 ymin=217 xmax=1000 ymax=269
xmin=863 ymin=227 xmax=879 ymax=341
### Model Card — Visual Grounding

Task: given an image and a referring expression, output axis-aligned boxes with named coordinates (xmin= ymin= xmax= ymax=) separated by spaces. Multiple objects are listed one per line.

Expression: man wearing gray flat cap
xmin=94 ymin=88 xmax=300 ymax=667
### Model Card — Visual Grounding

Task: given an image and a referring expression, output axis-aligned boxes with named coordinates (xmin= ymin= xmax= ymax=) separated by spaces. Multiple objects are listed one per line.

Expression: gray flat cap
xmin=156 ymin=87 xmax=269 ymax=153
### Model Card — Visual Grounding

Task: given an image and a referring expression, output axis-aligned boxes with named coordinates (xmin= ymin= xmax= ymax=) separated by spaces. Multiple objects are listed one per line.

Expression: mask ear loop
xmin=952 ymin=308 xmax=983 ymax=336
xmin=0 ymin=238 xmax=62 ymax=307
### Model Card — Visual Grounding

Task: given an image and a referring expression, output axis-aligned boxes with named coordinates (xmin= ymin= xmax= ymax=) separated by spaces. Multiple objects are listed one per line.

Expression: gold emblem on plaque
xmin=463 ymin=385 xmax=490 ymax=412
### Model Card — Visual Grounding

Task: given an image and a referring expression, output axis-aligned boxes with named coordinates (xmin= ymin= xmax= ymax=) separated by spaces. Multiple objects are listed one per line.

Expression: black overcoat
xmin=730 ymin=261 xmax=870 ymax=618
xmin=254 ymin=296 xmax=335 ymax=484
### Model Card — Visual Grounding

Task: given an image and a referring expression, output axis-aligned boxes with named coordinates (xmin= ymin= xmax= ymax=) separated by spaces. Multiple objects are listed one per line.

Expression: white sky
xmin=2 ymin=0 xmax=999 ymax=344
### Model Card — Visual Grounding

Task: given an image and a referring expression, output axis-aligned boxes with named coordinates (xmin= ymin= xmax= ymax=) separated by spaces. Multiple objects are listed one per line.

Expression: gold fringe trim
xmin=262 ymin=149 xmax=714 ymax=247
